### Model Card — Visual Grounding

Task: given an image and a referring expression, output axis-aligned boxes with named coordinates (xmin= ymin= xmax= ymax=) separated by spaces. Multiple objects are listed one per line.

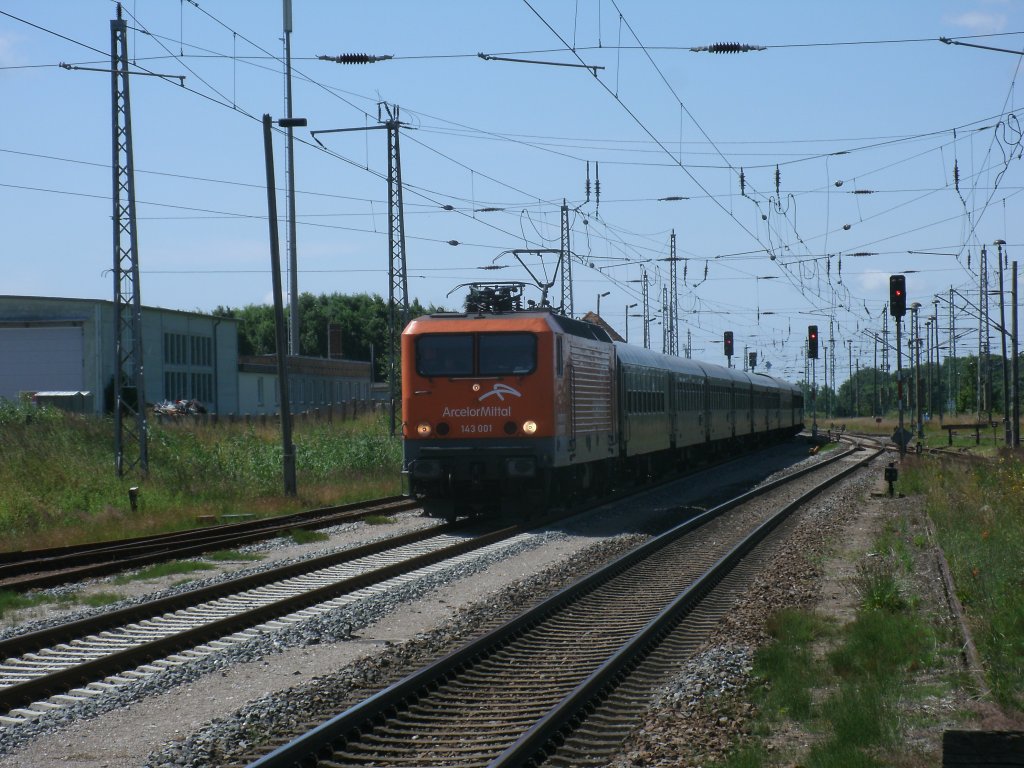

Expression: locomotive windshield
xmin=415 ymin=332 xmax=535 ymax=377
xmin=479 ymin=333 xmax=536 ymax=375
xmin=416 ymin=334 xmax=474 ymax=376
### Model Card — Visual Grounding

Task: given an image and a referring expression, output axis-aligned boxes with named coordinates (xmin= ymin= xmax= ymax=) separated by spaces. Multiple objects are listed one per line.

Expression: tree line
xmin=809 ymin=352 xmax=1024 ymax=420
xmin=213 ymin=293 xmax=448 ymax=380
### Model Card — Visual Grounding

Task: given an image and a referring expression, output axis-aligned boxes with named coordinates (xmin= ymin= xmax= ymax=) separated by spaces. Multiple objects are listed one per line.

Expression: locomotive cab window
xmin=416 ymin=334 xmax=474 ymax=377
xmin=479 ymin=333 xmax=536 ymax=376
xmin=416 ymin=332 xmax=535 ymax=377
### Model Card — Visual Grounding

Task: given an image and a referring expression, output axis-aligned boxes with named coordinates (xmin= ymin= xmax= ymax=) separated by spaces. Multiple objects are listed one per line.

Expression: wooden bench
xmin=941 ymin=423 xmax=987 ymax=446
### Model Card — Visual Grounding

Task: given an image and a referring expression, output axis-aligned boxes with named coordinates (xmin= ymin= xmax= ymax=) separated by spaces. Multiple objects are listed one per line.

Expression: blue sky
xmin=2 ymin=1 xmax=1022 ymax=382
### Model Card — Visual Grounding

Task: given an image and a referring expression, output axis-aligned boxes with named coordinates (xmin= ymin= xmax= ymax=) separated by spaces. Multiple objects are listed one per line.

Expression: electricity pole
xmin=997 ymin=241 xmax=1010 ymax=444
xmin=262 ymin=114 xmax=298 ymax=496
xmin=385 ymin=104 xmax=410 ymax=438
xmin=560 ymin=201 xmax=573 ymax=316
xmin=641 ymin=269 xmax=650 ymax=349
xmin=111 ymin=4 xmax=148 ymax=477
xmin=283 ymin=0 xmax=301 ymax=356
xmin=310 ymin=99 xmax=408 ymax=437
xmin=668 ymin=230 xmax=679 ymax=355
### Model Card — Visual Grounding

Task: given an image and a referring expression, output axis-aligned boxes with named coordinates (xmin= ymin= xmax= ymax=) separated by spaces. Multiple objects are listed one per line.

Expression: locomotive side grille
xmin=569 ymin=341 xmax=614 ymax=433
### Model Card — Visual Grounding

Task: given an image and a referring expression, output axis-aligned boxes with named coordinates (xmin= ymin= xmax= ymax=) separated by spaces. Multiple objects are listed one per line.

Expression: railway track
xmin=0 ymin=517 xmax=536 ymax=726
xmin=239 ymin=438 xmax=879 ymax=767
xmin=0 ymin=496 xmax=419 ymax=593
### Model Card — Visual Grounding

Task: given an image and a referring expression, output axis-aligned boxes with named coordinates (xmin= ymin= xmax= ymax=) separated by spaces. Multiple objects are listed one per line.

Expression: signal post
xmin=890 ymin=275 xmax=909 ymax=455
xmin=808 ymin=325 xmax=819 ymax=437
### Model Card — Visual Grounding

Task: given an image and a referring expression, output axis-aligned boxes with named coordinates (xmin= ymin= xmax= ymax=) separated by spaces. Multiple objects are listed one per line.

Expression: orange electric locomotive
xmin=401 ymin=294 xmax=616 ymax=518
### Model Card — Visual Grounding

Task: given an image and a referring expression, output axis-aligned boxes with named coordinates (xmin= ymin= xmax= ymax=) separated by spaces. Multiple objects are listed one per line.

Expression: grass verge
xmin=0 ymin=402 xmax=402 ymax=552
xmin=899 ymin=453 xmax=1024 ymax=712
xmin=286 ymin=529 xmax=331 ymax=545
xmin=113 ymin=560 xmax=217 ymax=584
xmin=204 ymin=549 xmax=264 ymax=562
xmin=726 ymin=540 xmax=948 ymax=766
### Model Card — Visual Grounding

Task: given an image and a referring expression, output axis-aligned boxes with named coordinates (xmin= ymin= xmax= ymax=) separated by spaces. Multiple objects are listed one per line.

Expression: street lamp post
xmin=596 ymin=291 xmax=610 ymax=317
xmin=625 ymin=303 xmax=637 ymax=342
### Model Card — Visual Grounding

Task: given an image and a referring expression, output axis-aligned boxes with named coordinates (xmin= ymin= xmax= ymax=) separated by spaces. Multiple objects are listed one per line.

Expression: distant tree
xmin=215 ymin=293 xmax=449 ymax=379
xmin=213 ymin=304 xmax=275 ymax=356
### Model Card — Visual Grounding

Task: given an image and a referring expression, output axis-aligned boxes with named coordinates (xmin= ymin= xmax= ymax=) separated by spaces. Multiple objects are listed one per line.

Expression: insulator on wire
xmin=318 ymin=53 xmax=393 ymax=64
xmin=585 ymin=161 xmax=591 ymax=202
xmin=739 ymin=167 xmax=746 ymax=197
xmin=692 ymin=42 xmax=766 ymax=53
xmin=954 ymin=159 xmax=960 ymax=192
xmin=774 ymin=165 xmax=781 ymax=196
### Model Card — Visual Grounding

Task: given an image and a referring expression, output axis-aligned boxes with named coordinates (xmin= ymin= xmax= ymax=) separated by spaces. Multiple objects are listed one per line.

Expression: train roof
xmin=614 ymin=342 xmax=798 ymax=392
xmin=751 ymin=371 xmax=804 ymax=395
xmin=405 ymin=310 xmax=613 ymax=342
xmin=613 ymin=342 xmax=710 ymax=377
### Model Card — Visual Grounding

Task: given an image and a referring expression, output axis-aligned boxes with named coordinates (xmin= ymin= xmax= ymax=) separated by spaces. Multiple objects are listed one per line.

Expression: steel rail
xmin=245 ymin=440 xmax=871 ymax=768
xmin=0 ymin=496 xmax=411 ymax=568
xmin=0 ymin=497 xmax=418 ymax=592
xmin=0 ymin=522 xmax=518 ymax=715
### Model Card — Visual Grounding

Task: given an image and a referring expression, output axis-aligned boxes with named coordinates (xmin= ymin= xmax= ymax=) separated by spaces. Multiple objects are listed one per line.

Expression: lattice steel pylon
xmin=111 ymin=6 xmax=148 ymax=477
xmin=661 ymin=285 xmax=669 ymax=353
xmin=641 ymin=269 xmax=650 ymax=349
xmin=384 ymin=103 xmax=410 ymax=437
xmin=978 ymin=247 xmax=990 ymax=419
xmin=668 ymin=230 xmax=679 ymax=355
xmin=560 ymin=201 xmax=573 ymax=317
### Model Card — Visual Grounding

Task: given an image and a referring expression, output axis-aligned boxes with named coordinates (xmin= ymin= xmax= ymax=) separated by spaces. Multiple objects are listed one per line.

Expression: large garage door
xmin=0 ymin=326 xmax=85 ymax=401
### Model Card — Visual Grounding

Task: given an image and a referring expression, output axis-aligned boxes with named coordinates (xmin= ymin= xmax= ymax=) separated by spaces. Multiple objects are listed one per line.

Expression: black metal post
xmin=262 ymin=114 xmax=297 ymax=496
xmin=896 ymin=317 xmax=905 ymax=456
xmin=998 ymin=256 xmax=1010 ymax=444
xmin=1013 ymin=261 xmax=1020 ymax=447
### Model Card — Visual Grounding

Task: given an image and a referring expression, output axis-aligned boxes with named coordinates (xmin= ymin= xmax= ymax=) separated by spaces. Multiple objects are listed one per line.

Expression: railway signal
xmin=723 ymin=331 xmax=734 ymax=358
xmin=889 ymin=274 xmax=907 ymax=318
xmin=807 ymin=325 xmax=819 ymax=359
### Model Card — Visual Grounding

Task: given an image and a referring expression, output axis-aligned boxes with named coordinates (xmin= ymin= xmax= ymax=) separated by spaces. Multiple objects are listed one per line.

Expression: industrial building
xmin=0 ymin=296 xmax=372 ymax=416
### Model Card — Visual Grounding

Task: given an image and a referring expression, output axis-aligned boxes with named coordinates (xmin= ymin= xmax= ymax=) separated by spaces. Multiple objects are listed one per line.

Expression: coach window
xmin=479 ymin=332 xmax=536 ymax=376
xmin=417 ymin=334 xmax=474 ymax=377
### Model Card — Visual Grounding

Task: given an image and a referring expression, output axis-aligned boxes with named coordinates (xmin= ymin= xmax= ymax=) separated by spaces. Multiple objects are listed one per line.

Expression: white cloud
xmin=856 ymin=270 xmax=892 ymax=294
xmin=944 ymin=10 xmax=1008 ymax=34
xmin=0 ymin=35 xmax=20 ymax=68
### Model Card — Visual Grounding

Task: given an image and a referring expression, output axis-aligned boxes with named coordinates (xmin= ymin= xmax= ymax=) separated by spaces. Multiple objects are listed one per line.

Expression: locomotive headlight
xmin=523 ymin=420 xmax=538 ymax=435
xmin=416 ymin=422 xmax=432 ymax=436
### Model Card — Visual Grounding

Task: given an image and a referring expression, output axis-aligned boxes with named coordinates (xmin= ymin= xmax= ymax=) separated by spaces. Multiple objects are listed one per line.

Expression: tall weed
xmin=903 ymin=456 xmax=1024 ymax=711
xmin=0 ymin=403 xmax=402 ymax=549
